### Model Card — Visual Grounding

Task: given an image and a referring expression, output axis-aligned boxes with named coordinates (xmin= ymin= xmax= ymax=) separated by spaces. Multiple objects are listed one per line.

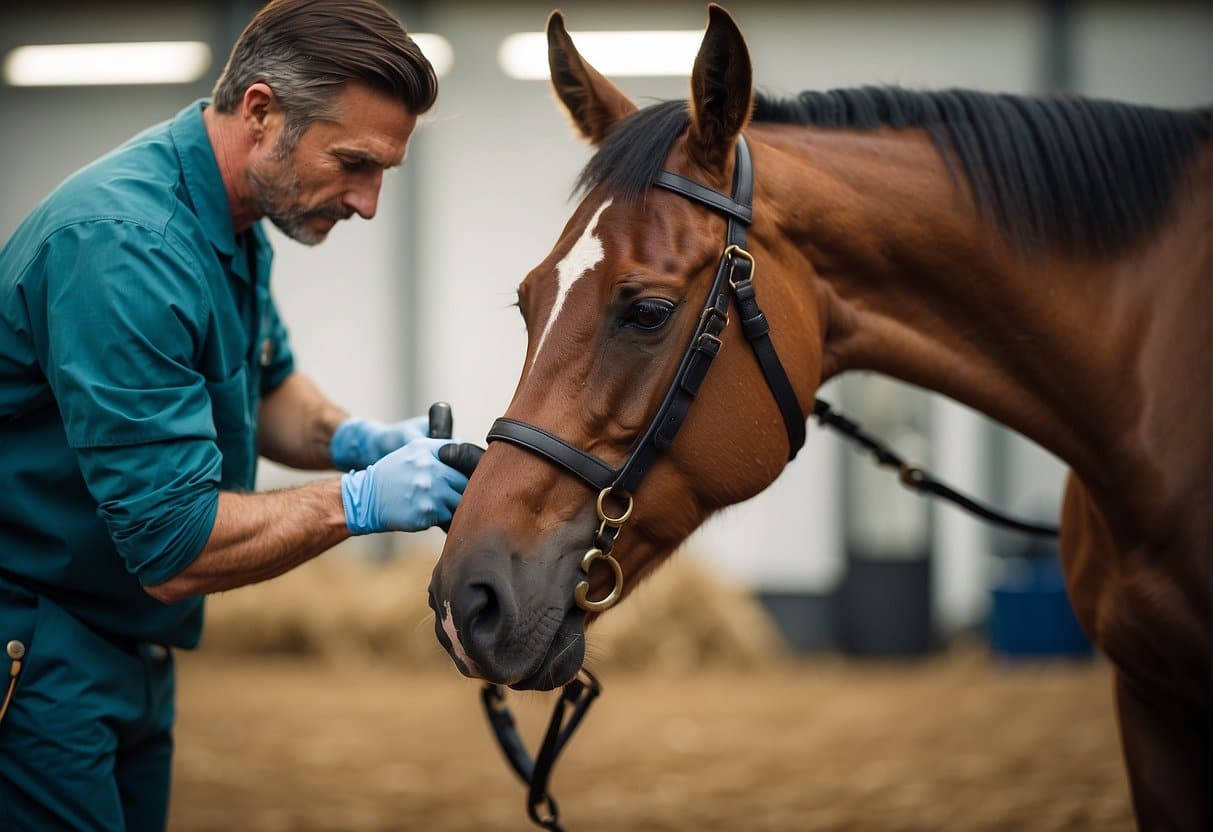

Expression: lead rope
xmin=811 ymin=399 xmax=1059 ymax=537
xmin=480 ymin=670 xmax=602 ymax=832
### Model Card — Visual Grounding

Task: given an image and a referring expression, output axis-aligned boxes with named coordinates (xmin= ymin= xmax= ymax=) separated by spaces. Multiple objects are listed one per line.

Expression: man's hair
xmin=211 ymin=0 xmax=437 ymax=150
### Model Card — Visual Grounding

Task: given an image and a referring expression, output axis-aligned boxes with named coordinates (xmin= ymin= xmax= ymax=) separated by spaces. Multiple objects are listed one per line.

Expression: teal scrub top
xmin=0 ymin=100 xmax=296 ymax=648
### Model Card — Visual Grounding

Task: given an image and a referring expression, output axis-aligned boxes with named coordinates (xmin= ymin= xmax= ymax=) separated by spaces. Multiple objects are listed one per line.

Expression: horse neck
xmin=751 ymin=124 xmax=1209 ymax=536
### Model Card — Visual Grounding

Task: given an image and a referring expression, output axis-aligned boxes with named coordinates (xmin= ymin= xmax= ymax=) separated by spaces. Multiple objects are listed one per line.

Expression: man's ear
xmin=239 ymin=82 xmax=278 ymax=145
xmin=547 ymin=10 xmax=638 ymax=144
xmin=686 ymin=4 xmax=753 ymax=172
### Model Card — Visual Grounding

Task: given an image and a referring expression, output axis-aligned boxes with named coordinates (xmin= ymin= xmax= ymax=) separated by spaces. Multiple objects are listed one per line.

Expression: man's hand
xmin=330 ymin=415 xmax=430 ymax=471
xmin=340 ymin=437 xmax=469 ymax=534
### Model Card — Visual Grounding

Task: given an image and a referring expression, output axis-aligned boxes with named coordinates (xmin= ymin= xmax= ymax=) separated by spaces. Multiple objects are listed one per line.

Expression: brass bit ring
xmin=574 ymin=548 xmax=624 ymax=613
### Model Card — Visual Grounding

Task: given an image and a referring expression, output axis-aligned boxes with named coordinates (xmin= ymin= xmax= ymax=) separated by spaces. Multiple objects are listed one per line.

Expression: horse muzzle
xmin=428 ymin=528 xmax=591 ymax=691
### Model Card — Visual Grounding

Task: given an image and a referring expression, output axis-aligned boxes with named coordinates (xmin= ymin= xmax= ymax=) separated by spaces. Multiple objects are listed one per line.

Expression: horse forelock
xmin=574 ymin=100 xmax=691 ymax=205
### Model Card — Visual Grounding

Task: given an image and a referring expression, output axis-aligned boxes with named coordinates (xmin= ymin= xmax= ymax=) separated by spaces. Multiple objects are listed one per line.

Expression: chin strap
xmin=481 ymin=670 xmax=603 ymax=832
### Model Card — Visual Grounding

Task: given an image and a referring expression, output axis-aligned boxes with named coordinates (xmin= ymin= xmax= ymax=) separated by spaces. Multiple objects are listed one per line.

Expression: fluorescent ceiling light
xmin=499 ymin=30 xmax=702 ymax=80
xmin=4 ymin=41 xmax=212 ymax=87
xmin=4 ymin=36 xmax=451 ymax=87
xmin=412 ymin=33 xmax=453 ymax=79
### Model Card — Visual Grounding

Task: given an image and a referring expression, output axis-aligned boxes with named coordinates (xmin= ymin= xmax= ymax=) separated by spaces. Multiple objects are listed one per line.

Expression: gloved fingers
xmin=402 ymin=436 xmax=460 ymax=457
xmin=331 ymin=416 xmax=381 ymax=471
xmin=332 ymin=415 xmax=447 ymax=471
xmin=373 ymin=415 xmax=443 ymax=460
xmin=437 ymin=456 xmax=470 ymax=496
xmin=433 ymin=477 xmax=467 ymax=512
xmin=394 ymin=415 xmax=432 ymax=445
xmin=341 ymin=437 xmax=468 ymax=534
xmin=437 ymin=442 xmax=485 ymax=478
xmin=386 ymin=474 xmax=463 ymax=530
xmin=396 ymin=437 xmax=470 ymax=493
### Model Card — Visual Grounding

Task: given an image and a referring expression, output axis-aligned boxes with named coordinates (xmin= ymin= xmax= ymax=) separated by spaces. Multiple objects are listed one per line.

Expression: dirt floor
xmin=168 ymin=647 xmax=1132 ymax=832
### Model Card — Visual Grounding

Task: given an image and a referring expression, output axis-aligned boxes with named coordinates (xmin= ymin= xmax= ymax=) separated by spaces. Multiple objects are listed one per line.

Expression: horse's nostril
xmin=464 ymin=581 xmax=502 ymax=643
xmin=437 ymin=560 xmax=523 ymax=681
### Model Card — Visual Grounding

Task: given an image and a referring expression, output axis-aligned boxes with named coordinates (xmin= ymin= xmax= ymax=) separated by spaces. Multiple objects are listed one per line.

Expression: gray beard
xmin=247 ymin=158 xmax=332 ymax=246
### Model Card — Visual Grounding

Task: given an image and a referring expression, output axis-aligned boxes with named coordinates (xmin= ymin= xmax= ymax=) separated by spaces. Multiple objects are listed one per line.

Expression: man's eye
xmin=623 ymin=298 xmax=675 ymax=331
xmin=339 ymin=157 xmax=370 ymax=172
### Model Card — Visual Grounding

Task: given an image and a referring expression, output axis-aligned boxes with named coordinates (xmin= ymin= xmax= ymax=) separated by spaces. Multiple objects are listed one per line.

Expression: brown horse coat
xmin=431 ymin=6 xmax=1211 ymax=828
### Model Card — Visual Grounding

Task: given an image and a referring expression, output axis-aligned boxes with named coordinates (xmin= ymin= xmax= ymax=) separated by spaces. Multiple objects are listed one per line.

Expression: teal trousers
xmin=0 ymin=584 xmax=175 ymax=831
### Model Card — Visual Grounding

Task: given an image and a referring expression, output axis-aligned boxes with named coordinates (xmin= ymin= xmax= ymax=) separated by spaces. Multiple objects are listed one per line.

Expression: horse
xmin=428 ymin=5 xmax=1212 ymax=827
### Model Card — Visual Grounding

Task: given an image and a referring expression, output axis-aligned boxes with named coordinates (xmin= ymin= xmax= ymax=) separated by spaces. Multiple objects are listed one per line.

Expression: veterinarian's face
xmin=249 ymin=82 xmax=416 ymax=245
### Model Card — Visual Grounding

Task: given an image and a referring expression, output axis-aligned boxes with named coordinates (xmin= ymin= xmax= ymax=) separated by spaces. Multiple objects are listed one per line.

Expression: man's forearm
xmin=257 ymin=372 xmax=348 ymax=470
xmin=145 ymin=480 xmax=350 ymax=604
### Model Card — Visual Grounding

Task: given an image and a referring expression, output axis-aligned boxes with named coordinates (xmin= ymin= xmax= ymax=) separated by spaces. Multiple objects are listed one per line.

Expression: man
xmin=0 ymin=1 xmax=472 ymax=829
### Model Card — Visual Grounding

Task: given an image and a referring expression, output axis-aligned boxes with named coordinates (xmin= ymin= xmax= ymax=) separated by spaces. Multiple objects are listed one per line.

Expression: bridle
xmin=476 ymin=131 xmax=1059 ymax=832
xmin=479 ymin=132 xmax=803 ymax=832
xmin=487 ymin=135 xmax=805 ymax=613
xmin=486 ymin=132 xmax=1058 ymax=616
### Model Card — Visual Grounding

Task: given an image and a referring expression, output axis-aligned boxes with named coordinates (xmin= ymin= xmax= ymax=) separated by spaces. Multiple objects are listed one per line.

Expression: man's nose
xmin=343 ymin=171 xmax=383 ymax=219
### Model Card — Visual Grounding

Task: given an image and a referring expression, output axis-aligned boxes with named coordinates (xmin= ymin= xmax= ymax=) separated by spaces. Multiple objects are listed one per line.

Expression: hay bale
xmin=201 ymin=547 xmax=451 ymax=670
xmin=200 ymin=546 xmax=791 ymax=673
xmin=590 ymin=555 xmax=792 ymax=674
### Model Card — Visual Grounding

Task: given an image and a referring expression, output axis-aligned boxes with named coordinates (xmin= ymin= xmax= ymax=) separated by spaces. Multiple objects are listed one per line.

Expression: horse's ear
xmin=548 ymin=10 xmax=638 ymax=144
xmin=687 ymin=4 xmax=753 ymax=171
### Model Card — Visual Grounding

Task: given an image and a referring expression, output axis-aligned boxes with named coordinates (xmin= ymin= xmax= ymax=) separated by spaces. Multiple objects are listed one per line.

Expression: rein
xmin=479 ymin=133 xmax=1059 ymax=832
xmin=811 ymin=400 xmax=1059 ymax=538
xmin=481 ymin=670 xmax=601 ymax=832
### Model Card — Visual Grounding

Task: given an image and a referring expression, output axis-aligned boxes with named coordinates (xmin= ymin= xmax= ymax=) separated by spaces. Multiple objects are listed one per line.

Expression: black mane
xmin=576 ymin=87 xmax=1211 ymax=256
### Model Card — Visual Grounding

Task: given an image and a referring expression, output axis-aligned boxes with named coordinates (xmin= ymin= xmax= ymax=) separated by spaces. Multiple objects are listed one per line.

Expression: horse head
xmin=428 ymin=5 xmax=818 ymax=690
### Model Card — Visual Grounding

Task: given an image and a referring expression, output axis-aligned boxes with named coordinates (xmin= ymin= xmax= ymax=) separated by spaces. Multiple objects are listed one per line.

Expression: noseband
xmin=487 ymin=136 xmax=806 ymax=612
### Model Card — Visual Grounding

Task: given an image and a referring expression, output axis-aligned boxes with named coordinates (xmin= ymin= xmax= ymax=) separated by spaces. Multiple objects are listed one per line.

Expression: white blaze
xmin=441 ymin=600 xmax=477 ymax=674
xmin=533 ymin=199 xmax=612 ymax=361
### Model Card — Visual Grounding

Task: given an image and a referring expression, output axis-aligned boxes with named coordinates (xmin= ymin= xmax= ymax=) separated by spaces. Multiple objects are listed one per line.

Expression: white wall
xmin=1074 ymin=1 xmax=1213 ymax=107
xmin=2 ymin=1 xmax=1210 ymax=626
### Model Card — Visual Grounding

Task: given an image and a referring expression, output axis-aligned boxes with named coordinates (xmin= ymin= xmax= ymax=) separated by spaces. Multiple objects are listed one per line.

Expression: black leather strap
xmin=653 ymin=171 xmax=753 ymax=225
xmin=730 ymin=268 xmax=806 ymax=459
xmin=613 ymin=260 xmax=732 ymax=494
xmin=487 ymin=418 xmax=615 ymax=491
xmin=614 ymin=136 xmax=756 ymax=492
xmin=811 ymin=399 xmax=1058 ymax=537
xmin=481 ymin=671 xmax=603 ymax=832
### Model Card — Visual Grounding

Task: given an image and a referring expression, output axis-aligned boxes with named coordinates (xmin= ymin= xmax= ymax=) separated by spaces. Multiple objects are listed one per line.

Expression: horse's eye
xmin=623 ymin=298 xmax=675 ymax=331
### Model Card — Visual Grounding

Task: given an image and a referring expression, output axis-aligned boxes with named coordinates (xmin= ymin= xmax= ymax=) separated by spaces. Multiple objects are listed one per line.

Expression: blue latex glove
xmin=341 ymin=438 xmax=468 ymax=534
xmin=330 ymin=415 xmax=430 ymax=471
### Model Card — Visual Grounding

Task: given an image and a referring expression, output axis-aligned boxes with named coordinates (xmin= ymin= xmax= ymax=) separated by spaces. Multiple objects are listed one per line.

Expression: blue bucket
xmin=989 ymin=555 xmax=1092 ymax=658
